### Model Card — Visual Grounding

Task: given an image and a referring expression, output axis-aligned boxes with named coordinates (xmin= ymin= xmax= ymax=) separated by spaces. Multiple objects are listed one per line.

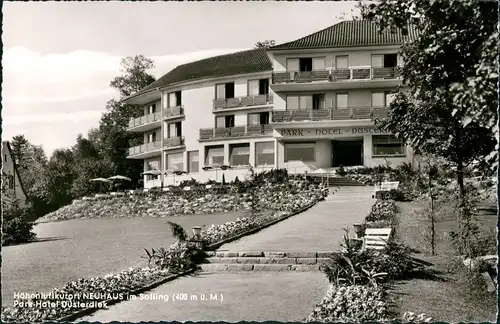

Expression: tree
xmin=97 ymin=55 xmax=156 ymax=186
xmin=110 ymin=55 xmax=156 ymax=98
xmin=47 ymin=148 xmax=75 ymax=208
xmin=10 ymin=135 xmax=52 ymax=219
xmin=363 ymin=0 xmax=499 ymax=170
xmin=255 ymin=40 xmax=275 ymax=49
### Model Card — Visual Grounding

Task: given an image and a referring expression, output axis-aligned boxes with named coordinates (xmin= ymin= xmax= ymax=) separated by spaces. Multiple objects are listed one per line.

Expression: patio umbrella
xmin=140 ymin=170 xmax=162 ymax=176
xmin=89 ymin=178 xmax=112 ymax=193
xmin=108 ymin=175 xmax=132 ymax=191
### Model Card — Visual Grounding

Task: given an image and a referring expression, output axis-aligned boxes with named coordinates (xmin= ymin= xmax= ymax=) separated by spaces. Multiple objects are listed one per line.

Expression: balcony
xmin=163 ymin=136 xmax=185 ymax=149
xmin=128 ymin=141 xmax=161 ymax=159
xmin=199 ymin=124 xmax=273 ymax=141
xmin=272 ymin=107 xmax=389 ymax=123
xmin=163 ymin=106 xmax=184 ymax=120
xmin=271 ymin=67 xmax=401 ymax=90
xmin=128 ymin=112 xmax=161 ymax=132
xmin=213 ymin=94 xmax=273 ymax=111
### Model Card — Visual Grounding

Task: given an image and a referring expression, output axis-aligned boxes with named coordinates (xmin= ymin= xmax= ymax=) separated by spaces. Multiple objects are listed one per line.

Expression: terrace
xmin=213 ymin=94 xmax=273 ymax=112
xmin=272 ymin=106 xmax=389 ymax=123
xmin=199 ymin=125 xmax=273 ymax=141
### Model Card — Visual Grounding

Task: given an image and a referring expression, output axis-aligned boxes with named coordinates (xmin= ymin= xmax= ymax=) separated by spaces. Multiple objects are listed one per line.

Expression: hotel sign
xmin=278 ymin=127 xmax=385 ymax=137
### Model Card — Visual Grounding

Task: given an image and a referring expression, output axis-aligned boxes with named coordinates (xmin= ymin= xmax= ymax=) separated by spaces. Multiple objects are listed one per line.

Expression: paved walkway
xmin=82 ymin=272 xmax=328 ymax=322
xmin=221 ymin=186 xmax=375 ymax=252
xmin=80 ymin=186 xmax=374 ymax=322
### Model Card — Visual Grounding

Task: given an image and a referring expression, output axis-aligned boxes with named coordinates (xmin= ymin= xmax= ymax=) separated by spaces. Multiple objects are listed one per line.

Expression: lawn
xmin=1 ymin=212 xmax=244 ymax=308
xmin=389 ymin=199 xmax=497 ymax=322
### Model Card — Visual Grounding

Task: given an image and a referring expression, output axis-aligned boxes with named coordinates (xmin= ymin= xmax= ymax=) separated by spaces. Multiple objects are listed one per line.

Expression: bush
xmin=336 ymin=165 xmax=346 ymax=176
xmin=2 ymin=200 xmax=36 ymax=246
xmin=375 ymin=189 xmax=406 ymax=201
xmin=307 ymin=284 xmax=389 ymax=322
xmin=365 ymin=200 xmax=398 ymax=222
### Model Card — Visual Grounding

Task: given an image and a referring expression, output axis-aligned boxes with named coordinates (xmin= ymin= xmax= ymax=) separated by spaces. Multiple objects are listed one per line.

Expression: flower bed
xmin=365 ymin=200 xmax=398 ymax=223
xmin=38 ymin=181 xmax=327 ymax=222
xmin=307 ymin=284 xmax=389 ymax=322
xmin=1 ymin=267 xmax=172 ymax=322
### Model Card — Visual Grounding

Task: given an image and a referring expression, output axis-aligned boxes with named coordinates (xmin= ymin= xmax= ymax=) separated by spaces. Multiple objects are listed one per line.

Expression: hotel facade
xmin=123 ymin=21 xmax=418 ymax=188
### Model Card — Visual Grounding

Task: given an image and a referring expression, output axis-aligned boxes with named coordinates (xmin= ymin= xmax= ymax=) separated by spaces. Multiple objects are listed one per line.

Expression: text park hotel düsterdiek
xmin=122 ymin=20 xmax=417 ymax=188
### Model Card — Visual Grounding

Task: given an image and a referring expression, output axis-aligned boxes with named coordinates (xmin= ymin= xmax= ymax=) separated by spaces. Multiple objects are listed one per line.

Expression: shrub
xmin=307 ymin=284 xmax=389 ymax=322
xmin=365 ymin=200 xmax=398 ymax=222
xmin=336 ymin=165 xmax=346 ymax=176
xmin=2 ymin=199 xmax=36 ymax=246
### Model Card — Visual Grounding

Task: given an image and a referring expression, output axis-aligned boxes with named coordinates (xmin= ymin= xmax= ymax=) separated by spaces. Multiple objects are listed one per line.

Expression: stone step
xmin=200 ymin=263 xmax=325 ymax=272
xmin=208 ymin=251 xmax=338 ymax=258
xmin=205 ymin=257 xmax=331 ymax=265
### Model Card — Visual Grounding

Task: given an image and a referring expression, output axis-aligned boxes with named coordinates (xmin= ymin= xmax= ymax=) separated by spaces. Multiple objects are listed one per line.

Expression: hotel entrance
xmin=332 ymin=139 xmax=363 ymax=167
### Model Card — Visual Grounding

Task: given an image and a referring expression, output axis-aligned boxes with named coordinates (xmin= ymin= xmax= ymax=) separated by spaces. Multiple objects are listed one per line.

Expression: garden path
xmin=81 ymin=186 xmax=375 ymax=322
xmin=220 ymin=185 xmax=375 ymax=252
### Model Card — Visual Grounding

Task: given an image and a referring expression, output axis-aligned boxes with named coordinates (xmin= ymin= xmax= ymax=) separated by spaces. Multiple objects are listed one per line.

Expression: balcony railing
xmin=272 ymin=107 xmax=389 ymax=123
xmin=164 ymin=106 xmax=184 ymax=119
xmin=213 ymin=94 xmax=273 ymax=110
xmin=272 ymin=67 xmax=401 ymax=84
xmin=128 ymin=141 xmax=161 ymax=156
xmin=163 ymin=136 xmax=185 ymax=148
xmin=199 ymin=124 xmax=273 ymax=140
xmin=128 ymin=112 xmax=161 ymax=129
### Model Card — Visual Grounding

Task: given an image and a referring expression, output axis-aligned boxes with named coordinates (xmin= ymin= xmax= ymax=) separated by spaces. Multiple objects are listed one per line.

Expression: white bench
xmin=376 ymin=181 xmax=400 ymax=191
xmin=362 ymin=228 xmax=393 ymax=250
xmin=373 ymin=181 xmax=400 ymax=198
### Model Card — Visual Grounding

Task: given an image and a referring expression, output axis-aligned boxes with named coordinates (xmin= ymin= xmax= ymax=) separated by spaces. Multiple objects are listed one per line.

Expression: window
xmin=247 ymin=112 xmax=269 ymax=125
xmin=167 ymin=153 xmax=184 ymax=171
xmin=286 ymin=58 xmax=299 ymax=71
xmin=372 ymin=92 xmax=395 ymax=107
xmin=313 ymin=94 xmax=325 ymax=110
xmin=148 ymin=103 xmax=156 ymax=114
xmin=312 ymin=57 xmax=326 ymax=70
xmin=372 ymin=54 xmax=398 ymax=68
xmin=383 ymin=54 xmax=397 ymax=68
xmin=188 ymin=151 xmax=199 ymax=173
xmin=147 ymin=132 xmax=157 ymax=143
xmin=205 ymin=145 xmax=224 ymax=166
xmin=168 ymin=92 xmax=181 ymax=108
xmin=372 ymin=135 xmax=405 ymax=156
xmin=248 ymin=79 xmax=269 ymax=96
xmin=229 ymin=143 xmax=250 ymax=166
xmin=175 ymin=91 xmax=182 ymax=106
xmin=287 ymin=95 xmax=323 ymax=110
xmin=371 ymin=92 xmax=385 ymax=107
xmin=286 ymin=95 xmax=299 ymax=110
xmin=385 ymin=93 xmax=395 ymax=106
xmin=335 ymin=56 xmax=349 ymax=69
xmin=284 ymin=143 xmax=316 ymax=163
xmin=216 ymin=82 xmax=235 ymax=99
xmin=336 ymin=93 xmax=349 ymax=109
xmin=255 ymin=141 xmax=274 ymax=166
xmin=216 ymin=115 xmax=234 ymax=128
xmin=167 ymin=122 xmax=182 ymax=138
xmin=4 ymin=154 xmax=7 ymax=162
xmin=299 ymin=58 xmax=313 ymax=72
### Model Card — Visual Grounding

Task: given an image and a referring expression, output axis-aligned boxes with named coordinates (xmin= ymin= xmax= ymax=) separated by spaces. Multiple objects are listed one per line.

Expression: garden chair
xmin=361 ymin=228 xmax=393 ymax=251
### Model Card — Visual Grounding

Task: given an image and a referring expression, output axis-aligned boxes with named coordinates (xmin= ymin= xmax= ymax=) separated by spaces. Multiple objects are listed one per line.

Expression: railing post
xmin=309 ymin=108 xmax=313 ymax=120
xmin=330 ymin=108 xmax=333 ymax=120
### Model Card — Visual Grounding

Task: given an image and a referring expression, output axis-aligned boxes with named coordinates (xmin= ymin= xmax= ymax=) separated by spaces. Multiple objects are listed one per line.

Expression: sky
xmin=2 ymin=1 xmax=359 ymax=157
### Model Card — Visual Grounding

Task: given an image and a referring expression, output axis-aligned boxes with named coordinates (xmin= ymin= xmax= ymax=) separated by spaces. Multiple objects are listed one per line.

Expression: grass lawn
xmin=389 ymin=199 xmax=498 ymax=322
xmin=1 ymin=212 xmax=245 ymax=308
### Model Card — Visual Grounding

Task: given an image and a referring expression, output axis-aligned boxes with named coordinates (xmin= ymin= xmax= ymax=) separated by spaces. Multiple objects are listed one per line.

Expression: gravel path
xmin=81 ymin=272 xmax=329 ymax=322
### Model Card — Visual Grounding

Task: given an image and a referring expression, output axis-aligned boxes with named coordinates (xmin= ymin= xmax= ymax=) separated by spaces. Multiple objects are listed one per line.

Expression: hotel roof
xmin=270 ymin=20 xmax=418 ymax=50
xmin=135 ymin=48 xmax=272 ymax=95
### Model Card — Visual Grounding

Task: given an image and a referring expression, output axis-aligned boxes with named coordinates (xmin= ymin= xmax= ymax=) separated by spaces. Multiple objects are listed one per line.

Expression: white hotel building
xmin=123 ymin=20 xmax=418 ymax=188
